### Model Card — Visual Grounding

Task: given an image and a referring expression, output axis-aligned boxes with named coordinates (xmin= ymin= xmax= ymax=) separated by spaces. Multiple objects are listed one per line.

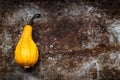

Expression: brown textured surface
xmin=1 ymin=0 xmax=120 ymax=80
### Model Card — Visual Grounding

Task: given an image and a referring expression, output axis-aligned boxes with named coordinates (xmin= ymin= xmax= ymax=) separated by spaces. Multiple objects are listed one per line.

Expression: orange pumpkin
xmin=14 ymin=14 xmax=41 ymax=68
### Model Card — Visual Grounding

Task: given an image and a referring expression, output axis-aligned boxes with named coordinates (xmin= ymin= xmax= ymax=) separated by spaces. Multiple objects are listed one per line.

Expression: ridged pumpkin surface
xmin=14 ymin=25 xmax=39 ymax=68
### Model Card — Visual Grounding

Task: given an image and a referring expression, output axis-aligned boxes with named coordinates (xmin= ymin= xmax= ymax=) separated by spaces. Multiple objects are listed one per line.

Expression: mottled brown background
xmin=0 ymin=0 xmax=120 ymax=80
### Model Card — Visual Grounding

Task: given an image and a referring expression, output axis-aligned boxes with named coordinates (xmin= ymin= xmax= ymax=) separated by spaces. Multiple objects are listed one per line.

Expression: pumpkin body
xmin=14 ymin=25 xmax=39 ymax=68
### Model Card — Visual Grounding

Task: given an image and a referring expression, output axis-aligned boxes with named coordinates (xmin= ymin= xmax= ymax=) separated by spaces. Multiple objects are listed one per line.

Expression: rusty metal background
xmin=0 ymin=0 xmax=120 ymax=80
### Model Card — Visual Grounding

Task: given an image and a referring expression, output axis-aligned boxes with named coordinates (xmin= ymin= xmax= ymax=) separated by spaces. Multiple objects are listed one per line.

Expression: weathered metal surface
xmin=0 ymin=0 xmax=120 ymax=80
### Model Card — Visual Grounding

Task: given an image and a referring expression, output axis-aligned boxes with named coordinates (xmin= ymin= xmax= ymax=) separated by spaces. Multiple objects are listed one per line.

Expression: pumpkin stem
xmin=29 ymin=14 xmax=41 ymax=25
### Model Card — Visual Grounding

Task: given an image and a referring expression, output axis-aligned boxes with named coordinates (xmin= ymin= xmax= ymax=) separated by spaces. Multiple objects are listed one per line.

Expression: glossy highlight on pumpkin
xmin=14 ymin=25 xmax=39 ymax=68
